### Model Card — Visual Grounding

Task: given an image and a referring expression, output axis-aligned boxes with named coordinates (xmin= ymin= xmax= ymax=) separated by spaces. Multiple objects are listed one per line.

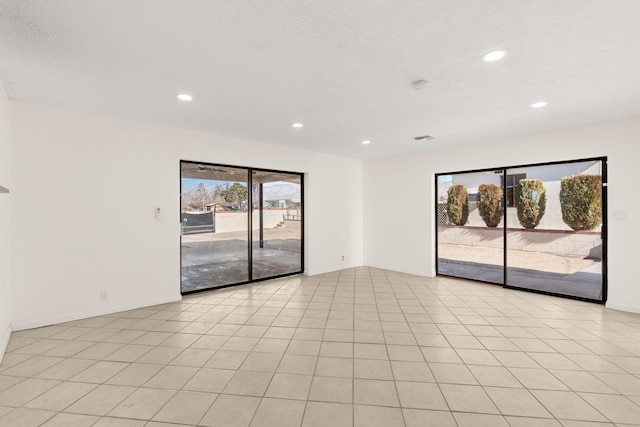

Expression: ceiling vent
xmin=413 ymin=135 xmax=435 ymax=141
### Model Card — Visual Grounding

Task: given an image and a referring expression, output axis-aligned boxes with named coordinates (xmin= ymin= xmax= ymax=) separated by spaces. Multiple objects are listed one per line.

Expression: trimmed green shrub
xmin=516 ymin=179 xmax=546 ymax=229
xmin=447 ymin=184 xmax=469 ymax=226
xmin=560 ymin=174 xmax=602 ymax=231
xmin=477 ymin=184 xmax=503 ymax=227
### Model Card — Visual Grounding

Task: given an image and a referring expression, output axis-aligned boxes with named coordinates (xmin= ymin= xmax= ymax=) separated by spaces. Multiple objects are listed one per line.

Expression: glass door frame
xmin=180 ymin=160 xmax=305 ymax=295
xmin=435 ymin=156 xmax=607 ymax=304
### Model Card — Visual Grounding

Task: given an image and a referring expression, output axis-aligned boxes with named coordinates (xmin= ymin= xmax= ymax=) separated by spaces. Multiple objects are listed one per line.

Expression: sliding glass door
xmin=437 ymin=171 xmax=505 ymax=285
xmin=181 ymin=162 xmax=303 ymax=294
xmin=505 ymin=160 xmax=605 ymax=300
xmin=251 ymin=170 xmax=303 ymax=280
xmin=436 ymin=157 xmax=606 ymax=303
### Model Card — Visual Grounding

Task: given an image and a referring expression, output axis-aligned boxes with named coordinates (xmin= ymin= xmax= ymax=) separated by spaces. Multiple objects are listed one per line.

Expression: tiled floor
xmin=1 ymin=267 xmax=640 ymax=426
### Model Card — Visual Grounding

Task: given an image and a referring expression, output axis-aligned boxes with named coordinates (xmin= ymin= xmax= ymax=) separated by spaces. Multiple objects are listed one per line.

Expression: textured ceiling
xmin=1 ymin=0 xmax=640 ymax=159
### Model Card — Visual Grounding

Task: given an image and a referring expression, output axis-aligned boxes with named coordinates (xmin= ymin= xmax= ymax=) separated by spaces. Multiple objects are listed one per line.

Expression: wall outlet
xmin=154 ymin=207 xmax=163 ymax=220
xmin=100 ymin=291 xmax=109 ymax=301
xmin=341 ymin=255 xmax=344 ymax=262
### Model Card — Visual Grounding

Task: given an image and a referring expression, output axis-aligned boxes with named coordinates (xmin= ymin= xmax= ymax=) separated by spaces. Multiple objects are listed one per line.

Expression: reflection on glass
xmin=252 ymin=171 xmax=303 ymax=280
xmin=181 ymin=163 xmax=249 ymax=292
xmin=437 ymin=171 xmax=505 ymax=285
xmin=505 ymin=160 xmax=603 ymax=300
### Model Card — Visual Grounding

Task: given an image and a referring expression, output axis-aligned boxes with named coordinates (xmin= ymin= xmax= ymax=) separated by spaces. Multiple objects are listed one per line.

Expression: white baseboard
xmin=0 ymin=324 xmax=12 ymax=366
xmin=605 ymin=302 xmax=640 ymax=315
xmin=11 ymin=294 xmax=182 ymax=331
xmin=305 ymin=264 xmax=361 ymax=276
xmin=364 ymin=263 xmax=433 ymax=278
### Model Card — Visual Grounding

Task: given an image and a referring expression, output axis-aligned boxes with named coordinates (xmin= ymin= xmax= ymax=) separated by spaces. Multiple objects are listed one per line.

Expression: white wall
xmin=9 ymin=101 xmax=363 ymax=330
xmin=364 ymin=115 xmax=640 ymax=313
xmin=0 ymin=82 xmax=11 ymax=361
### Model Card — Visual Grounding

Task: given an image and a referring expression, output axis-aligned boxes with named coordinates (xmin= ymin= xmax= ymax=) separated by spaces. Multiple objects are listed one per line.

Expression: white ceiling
xmin=1 ymin=0 xmax=640 ymax=160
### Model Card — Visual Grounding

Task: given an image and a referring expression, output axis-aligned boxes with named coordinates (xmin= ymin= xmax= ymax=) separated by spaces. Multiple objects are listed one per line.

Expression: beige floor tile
xmin=0 ymin=355 xmax=64 ymax=377
xmin=308 ymin=376 xmax=353 ymax=403
xmin=396 ymin=381 xmax=448 ymax=410
xmin=550 ymin=369 xmax=616 ymax=394
xmin=491 ymin=350 xmax=541 ymax=368
xmin=354 ymin=358 xmax=394 ymax=380
xmin=102 ymin=344 xmax=153 ymax=362
xmin=531 ymin=389 xmax=608 ymax=422
xmin=429 ymin=362 xmax=478 ymax=385
xmin=354 ymin=330 xmax=386 ymax=344
xmin=390 ymin=360 xmax=434 ymax=382
xmin=354 ymin=404 xmax=404 ymax=427
xmin=143 ymin=365 xmax=198 ymax=389
xmin=205 ymin=349 xmax=249 ymax=369
xmin=440 ymin=383 xmax=499 ymax=414
xmin=152 ymin=390 xmax=217 ymax=424
xmin=292 ymin=328 xmax=324 ymax=341
xmin=74 ymin=343 xmax=123 ymax=360
xmin=23 ymin=381 xmax=96 ymax=411
xmin=265 ymin=373 xmax=312 ymax=400
xmin=421 ymin=347 xmax=462 ymax=363
xmin=452 ymin=412 xmax=510 ymax=427
xmin=69 ymin=360 xmax=128 ymax=383
xmin=414 ymin=333 xmax=451 ymax=347
xmin=353 ymin=378 xmax=399 ymax=406
xmin=277 ymin=354 xmax=317 ymax=375
xmin=505 ymin=416 xmax=562 ymax=426
xmin=302 ymin=401 xmax=352 ymax=427
xmin=0 ymin=378 xmax=60 ymax=407
xmin=315 ymin=356 xmax=353 ymax=378
xmin=468 ymin=365 xmax=521 ymax=388
xmin=402 ymin=408 xmax=456 ymax=427
xmin=387 ymin=345 xmax=424 ymax=362
xmin=456 ymin=348 xmax=502 ymax=366
xmin=135 ymin=346 xmax=183 ymax=365
xmin=593 ymin=371 xmax=640 ymax=395
xmin=253 ymin=338 xmax=290 ymax=353
xmin=568 ymin=354 xmax=625 ymax=373
xmin=169 ymin=348 xmax=215 ymax=367
xmin=42 ymin=341 xmax=95 ymax=358
xmin=0 ymin=407 xmax=56 ymax=427
xmin=108 ymin=387 xmax=175 ymax=419
xmin=92 ymin=416 xmax=147 ymax=426
xmin=250 ymin=398 xmax=306 ymax=427
xmin=509 ymin=367 xmax=570 ymax=390
xmin=478 ymin=336 xmax=520 ymax=351
xmin=384 ymin=332 xmax=417 ymax=345
xmin=34 ymin=358 xmax=96 ymax=381
xmin=192 ymin=334 xmax=231 ymax=350
xmin=287 ymin=340 xmax=321 ymax=356
xmin=223 ymin=370 xmax=273 ymax=396
xmin=40 ymin=412 xmax=99 ymax=426
xmin=66 ymin=384 xmax=136 ymax=416
xmin=200 ymin=394 xmax=260 ymax=427
xmin=578 ymin=393 xmax=640 ymax=424
xmin=240 ymin=352 xmax=283 ymax=372
xmin=484 ymin=387 xmax=552 ymax=418
xmin=105 ymin=362 xmax=162 ymax=386
xmin=529 ymin=352 xmax=583 ymax=370
xmin=320 ymin=341 xmax=353 ymax=358
xmin=354 ymin=343 xmax=388 ymax=360
xmin=557 ymin=420 xmax=613 ymax=427
xmin=182 ymin=367 xmax=235 ymax=393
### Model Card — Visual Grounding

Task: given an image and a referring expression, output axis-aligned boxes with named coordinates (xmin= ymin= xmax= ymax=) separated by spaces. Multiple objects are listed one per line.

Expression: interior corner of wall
xmin=0 ymin=323 xmax=12 ymax=365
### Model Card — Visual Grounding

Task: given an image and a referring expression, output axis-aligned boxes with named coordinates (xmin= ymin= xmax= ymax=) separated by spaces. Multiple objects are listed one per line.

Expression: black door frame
xmin=435 ymin=156 xmax=607 ymax=304
xmin=180 ymin=160 xmax=305 ymax=295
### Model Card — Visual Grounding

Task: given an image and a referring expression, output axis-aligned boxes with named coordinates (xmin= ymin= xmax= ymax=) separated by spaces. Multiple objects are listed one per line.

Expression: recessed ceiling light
xmin=292 ymin=123 xmax=304 ymax=128
xmin=531 ymin=101 xmax=548 ymax=108
xmin=362 ymin=140 xmax=371 ymax=145
xmin=482 ymin=50 xmax=506 ymax=62
xmin=176 ymin=93 xmax=193 ymax=101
